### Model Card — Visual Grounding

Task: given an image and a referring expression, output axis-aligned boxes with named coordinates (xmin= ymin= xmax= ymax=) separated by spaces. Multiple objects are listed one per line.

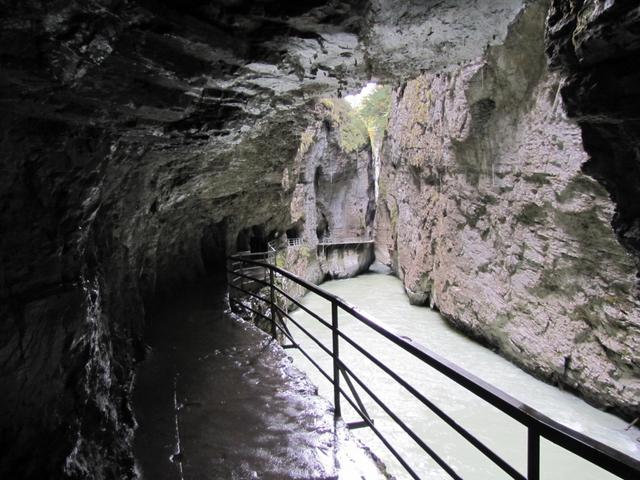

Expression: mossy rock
xmin=523 ymin=172 xmax=552 ymax=185
xmin=515 ymin=202 xmax=547 ymax=225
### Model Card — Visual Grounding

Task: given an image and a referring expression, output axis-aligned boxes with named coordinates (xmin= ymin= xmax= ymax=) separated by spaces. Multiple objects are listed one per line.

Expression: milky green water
xmin=287 ymin=272 xmax=640 ymax=479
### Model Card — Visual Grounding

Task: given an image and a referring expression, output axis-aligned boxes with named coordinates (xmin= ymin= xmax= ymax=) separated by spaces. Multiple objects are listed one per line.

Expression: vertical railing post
xmin=269 ymin=267 xmax=277 ymax=339
xmin=241 ymin=260 xmax=245 ymax=293
xmin=331 ymin=300 xmax=341 ymax=418
xmin=527 ymin=426 xmax=540 ymax=480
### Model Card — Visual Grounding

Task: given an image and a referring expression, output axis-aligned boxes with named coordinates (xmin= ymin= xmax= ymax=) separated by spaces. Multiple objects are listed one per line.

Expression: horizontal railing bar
xmin=228 ymin=256 xmax=640 ymax=478
xmin=273 ymin=304 xmax=334 ymax=358
xmin=227 ymin=269 xmax=270 ymax=288
xmin=334 ymin=303 xmax=533 ymax=421
xmin=271 ymin=281 xmax=333 ymax=330
xmin=336 ymin=329 xmax=523 ymax=479
xmin=229 ymin=256 xmax=348 ymax=303
xmin=336 ymin=383 xmax=421 ymax=480
xmin=347 ymin=420 xmax=369 ymax=430
xmin=336 ymin=359 xmax=464 ymax=480
xmin=335 ymin=304 xmax=640 ymax=477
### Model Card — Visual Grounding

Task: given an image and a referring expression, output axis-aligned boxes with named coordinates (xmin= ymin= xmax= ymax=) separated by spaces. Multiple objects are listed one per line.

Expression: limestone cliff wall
xmin=375 ymin=1 xmax=640 ymax=418
xmin=283 ymin=109 xmax=376 ymax=283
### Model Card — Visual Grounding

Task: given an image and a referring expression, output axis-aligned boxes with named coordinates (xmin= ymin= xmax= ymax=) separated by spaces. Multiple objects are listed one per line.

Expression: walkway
xmin=133 ymin=275 xmax=384 ymax=480
xmin=317 ymin=230 xmax=374 ymax=247
xmin=317 ymin=238 xmax=375 ymax=247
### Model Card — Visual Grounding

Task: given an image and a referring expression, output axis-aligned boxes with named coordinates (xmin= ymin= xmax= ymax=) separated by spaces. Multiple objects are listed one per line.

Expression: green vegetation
xmin=357 ymin=84 xmax=393 ymax=152
xmin=515 ymin=202 xmax=547 ymax=225
xmin=320 ymin=84 xmax=392 ymax=153
xmin=523 ymin=172 xmax=552 ymax=185
xmin=320 ymin=98 xmax=369 ymax=152
xmin=554 ymin=174 xmax=607 ymax=204
xmin=297 ymin=129 xmax=315 ymax=157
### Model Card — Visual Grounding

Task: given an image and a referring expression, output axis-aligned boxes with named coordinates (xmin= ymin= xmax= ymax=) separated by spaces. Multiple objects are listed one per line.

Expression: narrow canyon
xmin=1 ymin=1 xmax=639 ymax=478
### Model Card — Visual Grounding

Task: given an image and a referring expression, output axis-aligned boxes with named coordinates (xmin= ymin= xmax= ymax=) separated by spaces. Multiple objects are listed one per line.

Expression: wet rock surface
xmin=375 ymin=1 xmax=640 ymax=418
xmin=546 ymin=1 xmax=640 ymax=260
xmin=134 ymin=276 xmax=384 ymax=480
xmin=0 ymin=1 xmax=366 ymax=476
xmin=2 ymin=0 xmax=639 ymax=476
xmin=364 ymin=0 xmax=525 ymax=79
xmin=280 ymin=106 xmax=376 ymax=283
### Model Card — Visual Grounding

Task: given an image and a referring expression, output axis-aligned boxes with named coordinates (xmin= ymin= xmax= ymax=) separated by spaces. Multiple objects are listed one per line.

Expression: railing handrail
xmin=319 ymin=229 xmax=373 ymax=245
xmin=232 ymin=251 xmax=270 ymax=259
xmin=226 ymin=255 xmax=640 ymax=479
xmin=319 ymin=236 xmax=372 ymax=244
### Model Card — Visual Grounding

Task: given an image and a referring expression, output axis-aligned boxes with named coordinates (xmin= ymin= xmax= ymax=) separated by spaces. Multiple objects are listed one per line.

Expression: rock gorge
xmin=375 ymin=0 xmax=640 ymax=420
xmin=1 ymin=0 xmax=639 ymax=478
xmin=279 ymin=99 xmax=376 ymax=284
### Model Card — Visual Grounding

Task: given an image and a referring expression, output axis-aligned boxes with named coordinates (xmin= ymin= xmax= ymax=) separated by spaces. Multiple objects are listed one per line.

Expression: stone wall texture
xmin=283 ymin=106 xmax=376 ymax=283
xmin=375 ymin=1 xmax=640 ymax=418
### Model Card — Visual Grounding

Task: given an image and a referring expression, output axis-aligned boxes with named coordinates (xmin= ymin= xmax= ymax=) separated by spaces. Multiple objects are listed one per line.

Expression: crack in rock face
xmin=2 ymin=0 xmax=639 ymax=478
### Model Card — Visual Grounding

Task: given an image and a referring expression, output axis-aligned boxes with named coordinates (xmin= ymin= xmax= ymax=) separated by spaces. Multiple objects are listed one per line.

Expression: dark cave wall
xmin=0 ymin=114 xmax=303 ymax=479
xmin=0 ymin=116 xmax=137 ymax=478
xmin=0 ymin=1 xmax=359 ymax=477
xmin=546 ymin=1 xmax=640 ymax=266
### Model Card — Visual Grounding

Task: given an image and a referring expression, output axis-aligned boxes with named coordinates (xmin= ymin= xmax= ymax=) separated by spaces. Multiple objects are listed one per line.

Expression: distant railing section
xmin=233 ymin=250 xmax=271 ymax=261
xmin=319 ymin=228 xmax=373 ymax=245
xmin=226 ymin=255 xmax=640 ymax=480
xmin=267 ymin=237 xmax=304 ymax=252
xmin=288 ymin=237 xmax=304 ymax=247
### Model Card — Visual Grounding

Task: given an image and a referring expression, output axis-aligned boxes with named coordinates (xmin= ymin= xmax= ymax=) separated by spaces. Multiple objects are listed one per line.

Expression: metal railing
xmin=226 ymin=255 xmax=640 ymax=480
xmin=266 ymin=237 xmax=304 ymax=252
xmin=288 ymin=237 xmax=304 ymax=247
xmin=319 ymin=228 xmax=372 ymax=245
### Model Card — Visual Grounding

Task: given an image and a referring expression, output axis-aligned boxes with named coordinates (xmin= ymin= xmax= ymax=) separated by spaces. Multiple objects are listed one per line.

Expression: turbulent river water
xmin=287 ymin=271 xmax=640 ymax=479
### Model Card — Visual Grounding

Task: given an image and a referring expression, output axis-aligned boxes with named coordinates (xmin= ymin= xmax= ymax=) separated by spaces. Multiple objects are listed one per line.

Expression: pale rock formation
xmin=375 ymin=1 xmax=640 ymax=418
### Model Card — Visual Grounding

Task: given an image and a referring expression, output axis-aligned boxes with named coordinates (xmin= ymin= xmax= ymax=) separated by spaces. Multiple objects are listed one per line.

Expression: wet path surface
xmin=133 ymin=276 xmax=384 ymax=480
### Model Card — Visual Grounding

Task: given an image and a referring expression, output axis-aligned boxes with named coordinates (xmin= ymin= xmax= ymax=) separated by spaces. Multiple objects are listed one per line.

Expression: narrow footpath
xmin=132 ymin=276 xmax=384 ymax=480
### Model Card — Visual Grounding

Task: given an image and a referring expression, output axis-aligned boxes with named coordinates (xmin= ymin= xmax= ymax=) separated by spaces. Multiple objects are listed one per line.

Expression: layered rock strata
xmin=375 ymin=1 xmax=640 ymax=417
xmin=546 ymin=1 xmax=640 ymax=262
xmin=0 ymin=2 xmax=368 ymax=477
xmin=282 ymin=105 xmax=376 ymax=283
